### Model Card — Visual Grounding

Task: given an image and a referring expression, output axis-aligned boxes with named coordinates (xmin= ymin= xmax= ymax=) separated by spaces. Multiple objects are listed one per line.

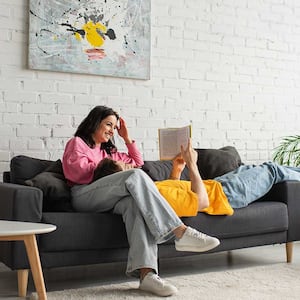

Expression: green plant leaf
xmin=273 ymin=135 xmax=300 ymax=167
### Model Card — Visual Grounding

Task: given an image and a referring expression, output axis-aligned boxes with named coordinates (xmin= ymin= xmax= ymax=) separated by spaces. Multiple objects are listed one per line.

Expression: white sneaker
xmin=139 ymin=272 xmax=178 ymax=297
xmin=175 ymin=226 xmax=220 ymax=252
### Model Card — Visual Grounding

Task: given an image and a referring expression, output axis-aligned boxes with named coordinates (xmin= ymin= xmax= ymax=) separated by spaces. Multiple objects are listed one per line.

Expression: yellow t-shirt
xmin=155 ymin=179 xmax=233 ymax=217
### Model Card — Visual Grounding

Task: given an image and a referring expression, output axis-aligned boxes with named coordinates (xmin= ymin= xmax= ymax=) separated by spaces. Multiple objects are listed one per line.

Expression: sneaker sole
xmin=140 ymin=286 xmax=178 ymax=297
xmin=175 ymin=239 xmax=220 ymax=252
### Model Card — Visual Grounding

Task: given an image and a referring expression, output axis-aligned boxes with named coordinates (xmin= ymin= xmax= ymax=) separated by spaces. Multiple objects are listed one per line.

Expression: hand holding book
xmin=158 ymin=125 xmax=192 ymax=160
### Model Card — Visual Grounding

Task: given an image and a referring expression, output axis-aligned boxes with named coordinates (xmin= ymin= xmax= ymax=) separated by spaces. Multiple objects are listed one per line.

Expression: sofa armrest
xmin=261 ymin=181 xmax=300 ymax=242
xmin=0 ymin=183 xmax=43 ymax=270
xmin=0 ymin=182 xmax=43 ymax=222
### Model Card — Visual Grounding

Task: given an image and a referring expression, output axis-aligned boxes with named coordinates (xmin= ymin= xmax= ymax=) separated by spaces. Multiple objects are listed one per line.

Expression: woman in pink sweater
xmin=62 ymin=105 xmax=219 ymax=297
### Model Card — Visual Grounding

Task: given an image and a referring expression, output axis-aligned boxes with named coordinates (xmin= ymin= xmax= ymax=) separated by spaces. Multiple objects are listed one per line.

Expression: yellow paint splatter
xmin=74 ymin=32 xmax=82 ymax=41
xmin=82 ymin=21 xmax=107 ymax=47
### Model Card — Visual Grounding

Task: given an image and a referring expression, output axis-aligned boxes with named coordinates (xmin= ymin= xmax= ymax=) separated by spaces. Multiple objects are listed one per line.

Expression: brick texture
xmin=0 ymin=0 xmax=300 ymax=180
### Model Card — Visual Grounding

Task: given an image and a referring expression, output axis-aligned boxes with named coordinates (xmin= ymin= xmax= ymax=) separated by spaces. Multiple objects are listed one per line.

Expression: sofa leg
xmin=17 ymin=269 xmax=29 ymax=297
xmin=286 ymin=242 xmax=293 ymax=263
xmin=227 ymin=251 xmax=233 ymax=264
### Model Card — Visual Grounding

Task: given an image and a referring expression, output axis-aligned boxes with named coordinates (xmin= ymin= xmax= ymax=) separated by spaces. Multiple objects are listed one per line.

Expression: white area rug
xmin=31 ymin=263 xmax=300 ymax=300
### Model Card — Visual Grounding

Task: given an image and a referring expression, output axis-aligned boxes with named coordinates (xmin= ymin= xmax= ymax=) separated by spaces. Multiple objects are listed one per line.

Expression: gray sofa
xmin=1 ymin=146 xmax=300 ymax=298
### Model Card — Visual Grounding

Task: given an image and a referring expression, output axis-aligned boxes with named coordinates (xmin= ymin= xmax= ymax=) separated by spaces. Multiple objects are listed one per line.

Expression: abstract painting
xmin=28 ymin=0 xmax=151 ymax=79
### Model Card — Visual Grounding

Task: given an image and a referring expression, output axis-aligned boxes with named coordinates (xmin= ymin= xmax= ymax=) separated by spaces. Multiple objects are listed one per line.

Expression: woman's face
xmin=92 ymin=115 xmax=118 ymax=145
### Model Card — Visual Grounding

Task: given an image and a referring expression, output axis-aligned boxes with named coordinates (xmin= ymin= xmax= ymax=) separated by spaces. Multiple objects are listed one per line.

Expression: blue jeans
xmin=214 ymin=162 xmax=300 ymax=208
xmin=70 ymin=168 xmax=183 ymax=277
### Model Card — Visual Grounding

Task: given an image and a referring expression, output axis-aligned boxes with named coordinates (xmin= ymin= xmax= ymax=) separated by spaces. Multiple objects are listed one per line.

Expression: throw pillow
xmin=10 ymin=155 xmax=54 ymax=185
xmin=196 ymin=146 xmax=242 ymax=179
xmin=25 ymin=171 xmax=73 ymax=212
xmin=44 ymin=159 xmax=64 ymax=174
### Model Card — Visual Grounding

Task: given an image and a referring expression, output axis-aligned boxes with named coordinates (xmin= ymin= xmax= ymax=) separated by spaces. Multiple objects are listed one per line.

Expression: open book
xmin=158 ymin=125 xmax=192 ymax=160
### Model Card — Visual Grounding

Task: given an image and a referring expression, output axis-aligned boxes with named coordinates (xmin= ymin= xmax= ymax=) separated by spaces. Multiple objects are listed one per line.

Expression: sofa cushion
xmin=10 ymin=155 xmax=54 ymax=185
xmin=40 ymin=212 xmax=128 ymax=252
xmin=179 ymin=201 xmax=288 ymax=240
xmin=142 ymin=146 xmax=242 ymax=181
xmin=24 ymin=160 xmax=73 ymax=212
xmin=142 ymin=160 xmax=190 ymax=181
xmin=196 ymin=146 xmax=242 ymax=179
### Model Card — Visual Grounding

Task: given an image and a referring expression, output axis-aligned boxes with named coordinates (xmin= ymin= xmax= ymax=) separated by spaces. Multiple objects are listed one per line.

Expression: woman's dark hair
xmin=93 ymin=158 xmax=123 ymax=181
xmin=75 ymin=106 xmax=119 ymax=154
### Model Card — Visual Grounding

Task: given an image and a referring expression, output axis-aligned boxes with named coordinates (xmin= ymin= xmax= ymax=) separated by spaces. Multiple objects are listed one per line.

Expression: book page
xmin=158 ymin=125 xmax=191 ymax=160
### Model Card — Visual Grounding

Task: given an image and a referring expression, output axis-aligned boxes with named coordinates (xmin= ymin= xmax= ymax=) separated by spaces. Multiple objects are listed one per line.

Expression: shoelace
xmin=188 ymin=228 xmax=209 ymax=240
xmin=149 ymin=274 xmax=166 ymax=287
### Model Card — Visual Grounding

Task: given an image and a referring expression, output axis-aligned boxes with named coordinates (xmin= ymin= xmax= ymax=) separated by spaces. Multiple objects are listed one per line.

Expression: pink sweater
xmin=62 ymin=136 xmax=144 ymax=185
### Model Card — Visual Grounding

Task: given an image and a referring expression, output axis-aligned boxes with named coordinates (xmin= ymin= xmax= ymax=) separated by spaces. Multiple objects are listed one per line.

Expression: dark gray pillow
xmin=44 ymin=159 xmax=64 ymax=174
xmin=10 ymin=155 xmax=54 ymax=185
xmin=143 ymin=160 xmax=171 ymax=181
xmin=196 ymin=146 xmax=242 ymax=179
xmin=25 ymin=171 xmax=72 ymax=212
xmin=142 ymin=146 xmax=242 ymax=181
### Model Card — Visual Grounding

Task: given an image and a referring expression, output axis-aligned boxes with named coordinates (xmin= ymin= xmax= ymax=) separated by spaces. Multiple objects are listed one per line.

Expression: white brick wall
xmin=1 ymin=0 xmax=300 ymax=180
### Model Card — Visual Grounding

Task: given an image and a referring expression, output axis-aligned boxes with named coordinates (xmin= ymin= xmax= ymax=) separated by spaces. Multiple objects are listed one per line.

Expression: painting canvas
xmin=28 ymin=0 xmax=151 ymax=79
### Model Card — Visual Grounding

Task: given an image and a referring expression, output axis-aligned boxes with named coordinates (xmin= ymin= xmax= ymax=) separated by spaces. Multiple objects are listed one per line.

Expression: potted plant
xmin=273 ymin=135 xmax=300 ymax=167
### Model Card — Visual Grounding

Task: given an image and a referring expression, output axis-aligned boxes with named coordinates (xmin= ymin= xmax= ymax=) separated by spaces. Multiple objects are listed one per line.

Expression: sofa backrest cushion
xmin=142 ymin=146 xmax=242 ymax=181
xmin=142 ymin=160 xmax=190 ymax=181
xmin=10 ymin=155 xmax=72 ymax=212
xmin=10 ymin=155 xmax=54 ymax=185
xmin=196 ymin=146 xmax=243 ymax=179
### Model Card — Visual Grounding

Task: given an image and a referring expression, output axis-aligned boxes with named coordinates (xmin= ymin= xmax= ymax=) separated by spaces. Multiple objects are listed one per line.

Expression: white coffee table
xmin=0 ymin=220 xmax=56 ymax=300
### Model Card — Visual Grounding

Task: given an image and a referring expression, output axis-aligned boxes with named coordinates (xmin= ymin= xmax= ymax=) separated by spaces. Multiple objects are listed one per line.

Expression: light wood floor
xmin=1 ymin=242 xmax=300 ymax=299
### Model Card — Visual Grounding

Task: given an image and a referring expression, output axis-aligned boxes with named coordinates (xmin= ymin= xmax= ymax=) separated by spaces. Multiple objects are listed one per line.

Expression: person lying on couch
xmin=93 ymin=139 xmax=234 ymax=217
xmin=93 ymin=139 xmax=300 ymax=214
